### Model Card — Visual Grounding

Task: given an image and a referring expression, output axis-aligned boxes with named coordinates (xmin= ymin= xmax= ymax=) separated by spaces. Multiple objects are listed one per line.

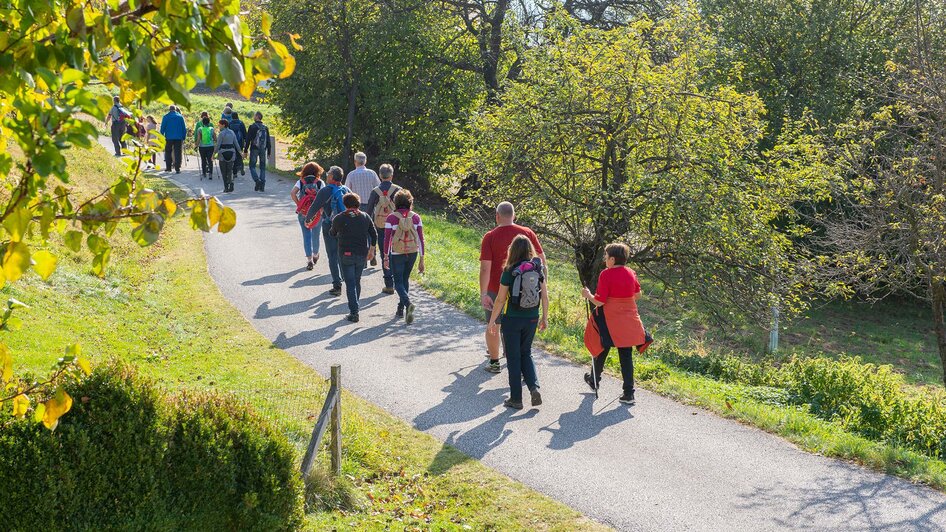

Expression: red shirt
xmin=479 ymin=224 xmax=544 ymax=294
xmin=594 ymin=266 xmax=641 ymax=303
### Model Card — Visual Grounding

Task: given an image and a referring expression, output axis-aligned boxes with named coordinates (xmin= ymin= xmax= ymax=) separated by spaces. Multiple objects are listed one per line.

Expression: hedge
xmin=0 ymin=361 xmax=303 ymax=531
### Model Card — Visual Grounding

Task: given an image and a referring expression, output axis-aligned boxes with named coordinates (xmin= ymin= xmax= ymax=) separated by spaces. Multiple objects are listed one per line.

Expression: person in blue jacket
xmin=159 ymin=105 xmax=187 ymax=174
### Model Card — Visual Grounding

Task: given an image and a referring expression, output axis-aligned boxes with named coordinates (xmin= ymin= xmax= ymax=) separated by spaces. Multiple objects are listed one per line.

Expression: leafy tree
xmin=448 ymin=9 xmax=830 ymax=324
xmin=0 ymin=0 xmax=293 ymax=426
xmin=268 ymin=0 xmax=480 ymax=185
xmin=813 ymin=1 xmax=946 ymax=385
xmin=701 ymin=0 xmax=912 ymax=142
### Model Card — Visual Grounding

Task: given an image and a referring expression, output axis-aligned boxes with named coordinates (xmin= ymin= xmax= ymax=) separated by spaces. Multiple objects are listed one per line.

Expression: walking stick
xmin=586 ymin=301 xmax=599 ymax=399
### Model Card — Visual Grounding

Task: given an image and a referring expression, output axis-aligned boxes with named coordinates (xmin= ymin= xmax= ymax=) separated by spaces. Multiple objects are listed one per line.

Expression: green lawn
xmin=415 ymin=210 xmax=946 ymax=491
xmin=6 ymin=145 xmax=607 ymax=531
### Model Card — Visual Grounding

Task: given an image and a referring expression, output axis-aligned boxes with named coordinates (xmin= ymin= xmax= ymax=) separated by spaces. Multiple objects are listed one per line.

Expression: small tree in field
xmin=817 ymin=1 xmax=946 ymax=386
xmin=449 ymin=9 xmax=829 ymax=324
xmin=0 ymin=0 xmax=294 ymax=427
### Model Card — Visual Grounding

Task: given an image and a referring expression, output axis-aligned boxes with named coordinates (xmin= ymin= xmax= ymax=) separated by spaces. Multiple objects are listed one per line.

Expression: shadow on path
xmin=539 ymin=394 xmax=633 ymax=450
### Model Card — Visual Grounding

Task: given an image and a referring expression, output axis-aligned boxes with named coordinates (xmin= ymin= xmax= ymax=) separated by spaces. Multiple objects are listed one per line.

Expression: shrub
xmin=0 ymin=360 xmax=303 ymax=530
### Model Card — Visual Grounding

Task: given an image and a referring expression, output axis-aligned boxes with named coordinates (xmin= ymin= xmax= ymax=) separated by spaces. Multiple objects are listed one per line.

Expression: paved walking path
xmin=137 ymin=145 xmax=946 ymax=531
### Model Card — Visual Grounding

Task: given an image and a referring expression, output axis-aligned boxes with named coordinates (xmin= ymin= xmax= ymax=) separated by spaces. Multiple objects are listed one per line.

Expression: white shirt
xmin=345 ymin=166 xmax=380 ymax=205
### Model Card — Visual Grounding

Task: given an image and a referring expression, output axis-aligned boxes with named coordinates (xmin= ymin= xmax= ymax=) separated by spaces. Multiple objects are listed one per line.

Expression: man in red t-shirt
xmin=479 ymin=202 xmax=546 ymax=373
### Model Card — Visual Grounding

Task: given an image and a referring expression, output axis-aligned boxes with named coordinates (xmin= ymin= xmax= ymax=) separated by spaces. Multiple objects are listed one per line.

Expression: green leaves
xmin=189 ymin=197 xmax=236 ymax=233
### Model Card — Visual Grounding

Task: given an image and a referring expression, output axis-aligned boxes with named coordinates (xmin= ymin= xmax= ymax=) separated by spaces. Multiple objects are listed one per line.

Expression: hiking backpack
xmin=391 ymin=212 xmax=420 ymax=254
xmin=296 ymin=176 xmax=323 ymax=215
xmin=372 ymin=185 xmax=399 ymax=228
xmin=510 ymin=258 xmax=544 ymax=309
xmin=197 ymin=125 xmax=214 ymax=146
xmin=252 ymin=123 xmax=269 ymax=151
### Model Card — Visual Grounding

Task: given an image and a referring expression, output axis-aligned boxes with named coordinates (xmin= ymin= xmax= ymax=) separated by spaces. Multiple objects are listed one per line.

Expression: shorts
xmin=484 ymin=291 xmax=502 ymax=324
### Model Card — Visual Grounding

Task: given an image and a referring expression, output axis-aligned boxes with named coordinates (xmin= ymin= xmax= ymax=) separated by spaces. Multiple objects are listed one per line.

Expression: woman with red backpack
xmin=291 ymin=162 xmax=325 ymax=271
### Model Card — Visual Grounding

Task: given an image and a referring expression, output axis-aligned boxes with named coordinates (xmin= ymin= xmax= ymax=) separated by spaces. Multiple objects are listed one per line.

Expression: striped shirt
xmin=345 ymin=166 xmax=380 ymax=205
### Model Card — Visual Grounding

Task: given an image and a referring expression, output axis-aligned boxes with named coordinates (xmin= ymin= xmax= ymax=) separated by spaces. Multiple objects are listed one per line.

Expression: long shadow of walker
xmin=539 ymin=394 xmax=633 ymax=450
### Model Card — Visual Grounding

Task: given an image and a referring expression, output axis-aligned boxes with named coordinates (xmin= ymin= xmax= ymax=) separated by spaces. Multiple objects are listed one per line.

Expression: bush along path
xmin=180 ymin=164 xmax=946 ymax=530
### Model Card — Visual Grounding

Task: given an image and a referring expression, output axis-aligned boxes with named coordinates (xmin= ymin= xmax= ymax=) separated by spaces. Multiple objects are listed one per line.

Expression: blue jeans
xmin=340 ymin=255 xmax=367 ymax=314
xmin=501 ymin=316 xmax=540 ymax=402
xmin=377 ymin=227 xmax=393 ymax=288
xmin=321 ymin=221 xmax=342 ymax=289
xmin=390 ymin=253 xmax=417 ymax=309
xmin=249 ymin=148 xmax=267 ymax=184
xmin=298 ymin=214 xmax=321 ymax=258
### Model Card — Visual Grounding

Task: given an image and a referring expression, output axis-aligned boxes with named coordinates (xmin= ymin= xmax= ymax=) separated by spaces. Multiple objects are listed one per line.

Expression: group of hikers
xmin=106 ymin=97 xmax=274 ymax=193
xmin=288 ymin=154 xmax=653 ymax=409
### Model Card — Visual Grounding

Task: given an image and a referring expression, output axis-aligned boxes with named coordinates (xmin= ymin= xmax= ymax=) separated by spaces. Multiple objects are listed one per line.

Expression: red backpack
xmin=296 ymin=177 xmax=323 ymax=216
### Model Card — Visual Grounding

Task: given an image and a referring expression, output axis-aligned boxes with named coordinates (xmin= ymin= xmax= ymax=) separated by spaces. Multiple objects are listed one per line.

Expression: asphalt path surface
xmin=134 ymin=145 xmax=946 ymax=531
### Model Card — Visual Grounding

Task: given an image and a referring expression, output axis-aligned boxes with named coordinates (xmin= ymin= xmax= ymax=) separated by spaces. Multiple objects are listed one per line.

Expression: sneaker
xmin=530 ymin=388 xmax=542 ymax=406
xmin=381 ymin=287 xmax=395 ymax=295
xmin=584 ymin=373 xmax=598 ymax=392
xmin=405 ymin=303 xmax=415 ymax=325
xmin=306 ymin=259 xmax=314 ymax=271
xmin=175 ymin=169 xmax=181 ymax=174
xmin=370 ymin=257 xmax=378 ymax=266
xmin=311 ymin=254 xmax=319 ymax=265
xmin=503 ymin=399 xmax=523 ymax=410
xmin=345 ymin=313 xmax=359 ymax=323
xmin=485 ymin=360 xmax=501 ymax=374
xmin=241 ymin=169 xmax=246 ymax=176
xmin=328 ymin=287 xmax=342 ymax=297
xmin=619 ymin=392 xmax=636 ymax=405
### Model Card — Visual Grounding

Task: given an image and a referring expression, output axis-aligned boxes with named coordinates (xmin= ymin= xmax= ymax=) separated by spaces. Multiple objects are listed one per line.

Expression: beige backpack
xmin=373 ymin=185 xmax=399 ymax=228
xmin=391 ymin=211 xmax=420 ymax=254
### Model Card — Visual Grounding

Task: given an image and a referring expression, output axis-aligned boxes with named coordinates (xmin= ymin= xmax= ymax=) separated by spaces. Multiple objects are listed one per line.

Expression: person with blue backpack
xmin=228 ymin=111 xmax=247 ymax=176
xmin=304 ymin=166 xmax=350 ymax=296
xmin=291 ymin=162 xmax=325 ymax=271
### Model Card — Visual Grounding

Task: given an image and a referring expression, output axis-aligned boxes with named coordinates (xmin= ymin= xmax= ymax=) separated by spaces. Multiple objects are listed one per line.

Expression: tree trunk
xmin=932 ymin=280 xmax=946 ymax=387
xmin=575 ymin=238 xmax=605 ymax=292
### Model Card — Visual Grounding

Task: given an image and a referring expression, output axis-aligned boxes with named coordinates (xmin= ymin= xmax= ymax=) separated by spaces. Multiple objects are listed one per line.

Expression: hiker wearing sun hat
xmin=291 ymin=162 xmax=325 ymax=270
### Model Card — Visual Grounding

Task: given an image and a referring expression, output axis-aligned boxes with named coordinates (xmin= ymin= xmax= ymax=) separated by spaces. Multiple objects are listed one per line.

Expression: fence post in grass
xmin=330 ymin=364 xmax=342 ymax=476
xmin=768 ymin=305 xmax=780 ymax=354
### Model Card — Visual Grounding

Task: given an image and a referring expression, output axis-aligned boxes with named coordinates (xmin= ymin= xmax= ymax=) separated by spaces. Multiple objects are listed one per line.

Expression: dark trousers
xmin=321 ymin=222 xmax=342 ymax=289
xmin=164 ymin=140 xmax=183 ymax=171
xmin=219 ymin=158 xmax=234 ymax=189
xmin=501 ymin=316 xmax=540 ymax=402
xmin=110 ymin=122 xmax=126 ymax=155
xmin=593 ymin=347 xmax=635 ymax=396
xmin=340 ymin=254 xmax=367 ymax=314
xmin=377 ymin=227 xmax=393 ymax=288
xmin=249 ymin=148 xmax=267 ymax=184
xmin=390 ymin=253 xmax=417 ymax=309
xmin=198 ymin=146 xmax=214 ymax=176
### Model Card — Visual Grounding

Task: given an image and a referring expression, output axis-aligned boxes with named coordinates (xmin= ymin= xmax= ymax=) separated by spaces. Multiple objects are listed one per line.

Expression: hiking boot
xmin=370 ymin=257 xmax=378 ymax=267
xmin=619 ymin=392 xmax=636 ymax=405
xmin=306 ymin=259 xmax=314 ymax=271
xmin=503 ymin=399 xmax=523 ymax=410
xmin=584 ymin=373 xmax=598 ymax=392
xmin=395 ymin=307 xmax=404 ymax=319
xmin=260 ymin=183 xmax=265 ymax=192
xmin=311 ymin=254 xmax=319 ymax=265
xmin=485 ymin=360 xmax=501 ymax=374
xmin=405 ymin=303 xmax=415 ymax=325
xmin=345 ymin=313 xmax=359 ymax=323
xmin=328 ymin=286 xmax=342 ymax=297
xmin=530 ymin=388 xmax=542 ymax=407
xmin=381 ymin=287 xmax=395 ymax=295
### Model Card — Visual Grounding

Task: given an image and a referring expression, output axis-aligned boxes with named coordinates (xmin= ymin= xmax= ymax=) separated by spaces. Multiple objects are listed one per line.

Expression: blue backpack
xmin=328 ymin=184 xmax=349 ymax=219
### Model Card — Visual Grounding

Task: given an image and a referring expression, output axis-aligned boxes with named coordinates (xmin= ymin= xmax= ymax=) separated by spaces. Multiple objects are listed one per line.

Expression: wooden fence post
xmin=330 ymin=364 xmax=342 ymax=476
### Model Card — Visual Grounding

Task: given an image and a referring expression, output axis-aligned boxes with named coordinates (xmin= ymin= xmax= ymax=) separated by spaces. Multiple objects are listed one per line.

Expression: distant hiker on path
xmin=331 ymin=192 xmax=377 ymax=323
xmin=366 ymin=163 xmax=401 ymax=294
xmin=480 ymin=202 xmax=546 ymax=374
xmin=581 ymin=243 xmax=652 ymax=405
xmin=160 ymin=105 xmax=186 ymax=174
xmin=487 ymin=235 xmax=548 ymax=410
xmin=291 ymin=162 xmax=325 ymax=270
xmin=194 ymin=116 xmax=216 ymax=179
xmin=228 ymin=111 xmax=247 ymax=176
xmin=214 ymin=119 xmax=239 ymax=193
xmin=383 ymin=189 xmax=425 ymax=324
xmin=105 ymin=96 xmax=131 ymax=156
xmin=304 ymin=166 xmax=351 ymax=297
xmin=345 ymin=152 xmax=381 ymax=265
xmin=245 ymin=112 xmax=271 ymax=192
xmin=144 ymin=115 xmax=157 ymax=167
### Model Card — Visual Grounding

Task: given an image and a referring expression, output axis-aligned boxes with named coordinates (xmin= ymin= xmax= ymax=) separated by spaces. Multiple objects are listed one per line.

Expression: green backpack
xmin=197 ymin=125 xmax=214 ymax=146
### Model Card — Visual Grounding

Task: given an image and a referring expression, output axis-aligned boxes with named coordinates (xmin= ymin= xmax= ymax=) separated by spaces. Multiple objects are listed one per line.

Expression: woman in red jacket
xmin=581 ymin=243 xmax=650 ymax=404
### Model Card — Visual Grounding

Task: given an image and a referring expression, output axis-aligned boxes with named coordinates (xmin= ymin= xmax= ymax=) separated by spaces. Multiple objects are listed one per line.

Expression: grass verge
xmin=6 ymin=145 xmax=607 ymax=531
xmin=416 ymin=210 xmax=946 ymax=491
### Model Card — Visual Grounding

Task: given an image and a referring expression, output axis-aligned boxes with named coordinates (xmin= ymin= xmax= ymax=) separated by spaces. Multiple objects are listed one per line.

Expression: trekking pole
xmin=586 ymin=301 xmax=599 ymax=399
